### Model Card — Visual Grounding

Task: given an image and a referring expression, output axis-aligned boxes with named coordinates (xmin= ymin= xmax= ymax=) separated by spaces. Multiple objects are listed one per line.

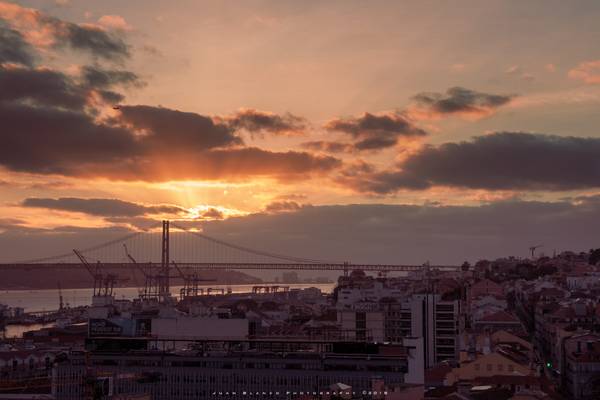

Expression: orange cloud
xmin=568 ymin=60 xmax=600 ymax=84
xmin=97 ymin=15 xmax=132 ymax=31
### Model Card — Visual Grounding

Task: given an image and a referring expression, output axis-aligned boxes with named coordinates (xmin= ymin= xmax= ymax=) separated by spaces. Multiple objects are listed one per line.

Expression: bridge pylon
xmin=158 ymin=220 xmax=170 ymax=301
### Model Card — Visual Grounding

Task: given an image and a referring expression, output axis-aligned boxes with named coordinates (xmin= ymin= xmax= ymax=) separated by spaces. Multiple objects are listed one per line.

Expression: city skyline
xmin=1 ymin=0 xmax=600 ymax=263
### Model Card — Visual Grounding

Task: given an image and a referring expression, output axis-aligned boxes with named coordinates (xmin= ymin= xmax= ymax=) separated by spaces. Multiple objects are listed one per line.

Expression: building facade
xmin=53 ymin=340 xmax=409 ymax=400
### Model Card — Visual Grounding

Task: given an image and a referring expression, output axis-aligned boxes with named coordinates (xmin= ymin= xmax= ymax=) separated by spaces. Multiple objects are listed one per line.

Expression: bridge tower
xmin=158 ymin=220 xmax=170 ymax=301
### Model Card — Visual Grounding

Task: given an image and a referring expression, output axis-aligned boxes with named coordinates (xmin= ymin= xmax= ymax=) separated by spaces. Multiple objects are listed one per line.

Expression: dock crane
xmin=73 ymin=249 xmax=118 ymax=297
xmin=123 ymin=244 xmax=160 ymax=300
xmin=171 ymin=261 xmax=215 ymax=299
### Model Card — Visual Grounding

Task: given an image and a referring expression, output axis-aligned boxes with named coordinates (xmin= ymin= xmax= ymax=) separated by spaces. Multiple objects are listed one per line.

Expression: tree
xmin=589 ymin=248 xmax=600 ymax=265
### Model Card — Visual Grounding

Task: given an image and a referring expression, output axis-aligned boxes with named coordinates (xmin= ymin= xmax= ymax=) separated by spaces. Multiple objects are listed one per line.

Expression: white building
xmin=337 ymin=293 xmax=461 ymax=369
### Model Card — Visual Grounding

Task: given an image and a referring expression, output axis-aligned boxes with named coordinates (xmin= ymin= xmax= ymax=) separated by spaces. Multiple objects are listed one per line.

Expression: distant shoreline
xmin=0 ymin=266 xmax=263 ymax=290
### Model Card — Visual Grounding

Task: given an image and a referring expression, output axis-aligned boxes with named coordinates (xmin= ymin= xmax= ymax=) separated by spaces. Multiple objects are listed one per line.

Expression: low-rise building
xmin=562 ymin=333 xmax=600 ymax=399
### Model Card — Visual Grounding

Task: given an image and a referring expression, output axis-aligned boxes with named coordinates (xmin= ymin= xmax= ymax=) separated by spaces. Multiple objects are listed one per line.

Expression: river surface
xmin=2 ymin=322 xmax=56 ymax=339
xmin=0 ymin=283 xmax=335 ymax=312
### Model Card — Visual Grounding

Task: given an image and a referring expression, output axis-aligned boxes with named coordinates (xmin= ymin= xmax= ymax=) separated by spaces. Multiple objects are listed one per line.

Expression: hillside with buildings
xmin=3 ymin=248 xmax=600 ymax=399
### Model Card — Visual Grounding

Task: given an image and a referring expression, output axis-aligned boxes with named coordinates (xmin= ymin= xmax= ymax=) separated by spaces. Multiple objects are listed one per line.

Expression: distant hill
xmin=0 ymin=266 xmax=261 ymax=290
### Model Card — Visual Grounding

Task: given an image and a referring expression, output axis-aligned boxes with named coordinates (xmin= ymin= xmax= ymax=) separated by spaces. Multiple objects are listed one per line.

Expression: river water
xmin=0 ymin=283 xmax=335 ymax=312
xmin=2 ymin=323 xmax=56 ymax=339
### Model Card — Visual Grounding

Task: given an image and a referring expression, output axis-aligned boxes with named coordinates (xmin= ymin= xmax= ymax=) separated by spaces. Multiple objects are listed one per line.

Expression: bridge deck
xmin=0 ymin=262 xmax=459 ymax=272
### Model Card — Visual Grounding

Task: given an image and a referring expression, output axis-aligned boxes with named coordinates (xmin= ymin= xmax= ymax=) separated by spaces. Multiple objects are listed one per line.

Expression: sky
xmin=1 ymin=0 xmax=600 ymax=264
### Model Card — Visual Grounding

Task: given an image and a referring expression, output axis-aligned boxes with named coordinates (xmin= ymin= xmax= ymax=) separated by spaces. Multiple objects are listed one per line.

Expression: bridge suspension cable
xmin=11 ymin=224 xmax=161 ymax=264
xmin=170 ymin=222 xmax=335 ymax=264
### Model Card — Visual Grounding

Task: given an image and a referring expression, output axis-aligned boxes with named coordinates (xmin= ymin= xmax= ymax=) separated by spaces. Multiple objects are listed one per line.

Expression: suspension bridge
xmin=0 ymin=220 xmax=460 ymax=273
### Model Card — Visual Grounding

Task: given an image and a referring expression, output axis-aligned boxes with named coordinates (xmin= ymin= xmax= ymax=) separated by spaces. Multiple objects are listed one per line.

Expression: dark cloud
xmin=0 ymin=26 xmax=34 ymax=66
xmin=301 ymin=141 xmax=354 ymax=153
xmin=0 ymin=65 xmax=88 ymax=110
xmin=224 ymin=108 xmax=307 ymax=136
xmin=95 ymin=89 xmax=124 ymax=104
xmin=21 ymin=197 xmax=187 ymax=217
xmin=0 ymin=57 xmax=128 ymax=173
xmin=0 ymin=102 xmax=137 ymax=174
xmin=61 ymin=23 xmax=129 ymax=60
xmin=264 ymin=201 xmax=303 ymax=213
xmin=412 ymin=87 xmax=514 ymax=117
xmin=80 ymin=65 xmax=141 ymax=89
xmin=354 ymin=135 xmax=399 ymax=151
xmin=0 ymin=2 xmax=129 ymax=61
xmin=0 ymin=62 xmax=140 ymax=111
xmin=0 ymin=101 xmax=340 ymax=181
xmin=326 ymin=112 xmax=426 ymax=138
xmin=336 ymin=162 xmax=430 ymax=194
xmin=201 ymin=208 xmax=224 ymax=220
xmin=117 ymin=105 xmax=242 ymax=151
xmin=325 ymin=112 xmax=426 ymax=151
xmin=338 ymin=132 xmax=600 ymax=194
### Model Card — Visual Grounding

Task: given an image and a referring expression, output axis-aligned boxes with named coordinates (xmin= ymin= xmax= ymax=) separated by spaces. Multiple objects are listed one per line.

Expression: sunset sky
xmin=1 ymin=0 xmax=600 ymax=264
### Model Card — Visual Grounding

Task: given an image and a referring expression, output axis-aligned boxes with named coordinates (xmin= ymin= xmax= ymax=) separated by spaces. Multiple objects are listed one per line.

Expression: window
xmin=508 ymin=364 xmax=514 ymax=372
xmin=486 ymin=364 xmax=492 ymax=372
xmin=474 ymin=364 xmax=480 ymax=371
xmin=498 ymin=364 xmax=503 ymax=372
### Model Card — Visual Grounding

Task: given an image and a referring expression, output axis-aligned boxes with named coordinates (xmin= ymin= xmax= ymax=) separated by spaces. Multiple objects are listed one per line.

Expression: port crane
xmin=171 ymin=260 xmax=215 ymax=299
xmin=123 ymin=244 xmax=161 ymax=300
xmin=73 ymin=249 xmax=120 ymax=297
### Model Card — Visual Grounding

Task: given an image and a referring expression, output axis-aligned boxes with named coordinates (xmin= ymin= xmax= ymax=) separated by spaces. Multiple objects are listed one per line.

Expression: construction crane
xmin=73 ymin=249 xmax=118 ymax=297
xmin=529 ymin=244 xmax=544 ymax=258
xmin=171 ymin=261 xmax=215 ymax=299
